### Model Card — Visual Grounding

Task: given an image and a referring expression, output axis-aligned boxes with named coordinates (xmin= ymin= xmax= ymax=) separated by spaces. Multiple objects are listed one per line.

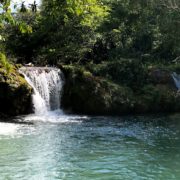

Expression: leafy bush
xmin=0 ymin=53 xmax=13 ymax=74
xmin=5 ymin=63 xmax=12 ymax=74
xmin=0 ymin=53 xmax=6 ymax=66
xmin=86 ymin=58 xmax=149 ymax=90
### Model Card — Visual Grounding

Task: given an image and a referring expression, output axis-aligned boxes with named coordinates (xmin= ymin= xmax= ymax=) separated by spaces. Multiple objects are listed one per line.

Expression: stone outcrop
xmin=133 ymin=68 xmax=180 ymax=112
xmin=149 ymin=68 xmax=177 ymax=92
xmin=61 ymin=66 xmax=135 ymax=115
xmin=1 ymin=64 xmax=180 ymax=117
xmin=0 ymin=67 xmax=32 ymax=119
xmin=61 ymin=66 xmax=180 ymax=115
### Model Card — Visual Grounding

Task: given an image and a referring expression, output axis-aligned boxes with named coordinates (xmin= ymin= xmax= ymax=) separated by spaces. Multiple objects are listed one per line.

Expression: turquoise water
xmin=0 ymin=113 xmax=180 ymax=180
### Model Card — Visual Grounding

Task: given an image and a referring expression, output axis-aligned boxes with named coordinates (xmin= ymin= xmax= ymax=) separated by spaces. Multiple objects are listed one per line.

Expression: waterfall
xmin=19 ymin=67 xmax=64 ymax=115
xmin=171 ymin=72 xmax=180 ymax=90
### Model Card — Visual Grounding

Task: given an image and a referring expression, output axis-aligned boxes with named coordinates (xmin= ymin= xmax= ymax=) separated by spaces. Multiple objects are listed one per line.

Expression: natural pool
xmin=0 ymin=113 xmax=180 ymax=180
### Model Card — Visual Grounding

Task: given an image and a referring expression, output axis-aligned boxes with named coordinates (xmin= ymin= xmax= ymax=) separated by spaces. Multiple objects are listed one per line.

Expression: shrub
xmin=5 ymin=63 xmax=12 ymax=74
xmin=86 ymin=58 xmax=149 ymax=90
xmin=0 ymin=53 xmax=13 ymax=74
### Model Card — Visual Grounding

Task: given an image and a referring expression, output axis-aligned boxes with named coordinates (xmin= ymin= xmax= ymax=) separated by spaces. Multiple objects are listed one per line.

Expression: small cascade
xmin=171 ymin=72 xmax=180 ymax=90
xmin=19 ymin=67 xmax=64 ymax=115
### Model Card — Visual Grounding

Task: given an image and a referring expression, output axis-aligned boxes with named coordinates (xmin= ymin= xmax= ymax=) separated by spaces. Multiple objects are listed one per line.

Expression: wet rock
xmin=24 ymin=62 xmax=34 ymax=67
xmin=44 ymin=68 xmax=50 ymax=73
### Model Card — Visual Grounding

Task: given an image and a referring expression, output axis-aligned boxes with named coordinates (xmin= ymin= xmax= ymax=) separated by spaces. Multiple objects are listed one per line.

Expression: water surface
xmin=0 ymin=113 xmax=180 ymax=180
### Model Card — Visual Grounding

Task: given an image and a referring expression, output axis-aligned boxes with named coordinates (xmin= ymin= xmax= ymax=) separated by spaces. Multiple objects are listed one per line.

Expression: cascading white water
xmin=171 ymin=72 xmax=180 ymax=90
xmin=19 ymin=67 xmax=64 ymax=115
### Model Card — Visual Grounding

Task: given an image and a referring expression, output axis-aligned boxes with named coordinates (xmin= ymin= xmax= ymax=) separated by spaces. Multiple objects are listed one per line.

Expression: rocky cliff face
xmin=0 ymin=68 xmax=32 ymax=118
xmin=61 ymin=66 xmax=180 ymax=115
xmin=61 ymin=66 xmax=135 ymax=115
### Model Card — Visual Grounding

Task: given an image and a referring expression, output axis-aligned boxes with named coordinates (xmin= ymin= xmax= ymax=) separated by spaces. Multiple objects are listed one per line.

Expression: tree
xmin=0 ymin=0 xmax=32 ymax=65
xmin=148 ymin=0 xmax=180 ymax=61
xmin=20 ymin=1 xmax=27 ymax=12
xmin=29 ymin=1 xmax=37 ymax=13
xmin=7 ymin=0 xmax=109 ymax=64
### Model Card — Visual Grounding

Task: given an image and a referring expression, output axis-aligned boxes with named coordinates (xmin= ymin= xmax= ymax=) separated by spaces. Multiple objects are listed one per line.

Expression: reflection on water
xmin=0 ymin=113 xmax=180 ymax=180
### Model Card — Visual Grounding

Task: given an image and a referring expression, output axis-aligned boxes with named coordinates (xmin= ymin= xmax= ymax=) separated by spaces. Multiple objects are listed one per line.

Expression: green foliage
xmin=0 ymin=53 xmax=12 ymax=73
xmin=75 ymin=66 xmax=86 ymax=76
xmin=138 ymin=84 xmax=176 ymax=111
xmin=3 ymin=0 xmax=180 ymax=70
xmin=0 ymin=65 xmax=32 ymax=117
xmin=5 ymin=62 xmax=12 ymax=74
xmin=86 ymin=58 xmax=150 ymax=90
xmin=4 ymin=0 xmax=110 ymax=64
xmin=0 ymin=53 xmax=6 ymax=66
xmin=1 ymin=0 xmax=180 ymax=114
xmin=0 ymin=1 xmax=32 ymax=34
xmin=140 ymin=85 xmax=162 ymax=104
xmin=0 ymin=0 xmax=33 ymax=68
xmin=62 ymin=64 xmax=135 ymax=114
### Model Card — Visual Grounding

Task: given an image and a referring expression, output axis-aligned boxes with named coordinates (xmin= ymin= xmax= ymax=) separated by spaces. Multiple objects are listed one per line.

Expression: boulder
xmin=149 ymin=68 xmax=177 ymax=92
xmin=134 ymin=68 xmax=180 ymax=112
xmin=61 ymin=66 xmax=180 ymax=114
xmin=61 ymin=66 xmax=135 ymax=115
xmin=0 ymin=68 xmax=33 ymax=119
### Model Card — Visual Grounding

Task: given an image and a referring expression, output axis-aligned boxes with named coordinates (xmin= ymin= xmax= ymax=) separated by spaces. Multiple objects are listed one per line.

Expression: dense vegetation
xmin=1 ymin=0 xmax=180 ymax=66
xmin=1 ymin=0 xmax=180 ymax=115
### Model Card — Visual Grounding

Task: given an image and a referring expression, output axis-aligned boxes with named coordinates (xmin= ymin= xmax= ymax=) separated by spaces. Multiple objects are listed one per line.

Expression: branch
xmin=172 ymin=56 xmax=180 ymax=62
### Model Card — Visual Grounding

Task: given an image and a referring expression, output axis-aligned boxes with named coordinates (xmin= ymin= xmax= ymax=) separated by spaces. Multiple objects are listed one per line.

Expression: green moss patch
xmin=0 ymin=67 xmax=32 ymax=118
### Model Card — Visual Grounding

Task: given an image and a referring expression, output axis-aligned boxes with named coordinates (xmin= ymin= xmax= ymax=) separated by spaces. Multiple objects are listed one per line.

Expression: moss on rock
xmin=61 ymin=66 xmax=135 ymax=115
xmin=61 ymin=65 xmax=180 ymax=115
xmin=0 ymin=67 xmax=32 ymax=118
xmin=135 ymin=85 xmax=179 ymax=112
xmin=148 ymin=68 xmax=177 ymax=92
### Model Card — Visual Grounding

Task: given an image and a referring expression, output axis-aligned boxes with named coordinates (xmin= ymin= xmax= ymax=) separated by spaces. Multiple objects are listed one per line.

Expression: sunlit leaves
xmin=36 ymin=0 xmax=110 ymax=63
xmin=0 ymin=0 xmax=32 ymax=34
xmin=0 ymin=52 xmax=6 ymax=66
xmin=42 ymin=0 xmax=109 ymax=28
xmin=0 ymin=52 xmax=12 ymax=73
xmin=18 ymin=23 xmax=33 ymax=33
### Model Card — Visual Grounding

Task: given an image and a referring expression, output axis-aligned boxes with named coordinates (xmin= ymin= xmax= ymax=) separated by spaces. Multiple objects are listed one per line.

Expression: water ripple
xmin=0 ymin=113 xmax=180 ymax=179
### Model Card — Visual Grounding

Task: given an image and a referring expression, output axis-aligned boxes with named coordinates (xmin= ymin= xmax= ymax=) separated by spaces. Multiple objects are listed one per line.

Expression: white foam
xmin=0 ymin=123 xmax=19 ymax=135
xmin=21 ymin=110 xmax=89 ymax=123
